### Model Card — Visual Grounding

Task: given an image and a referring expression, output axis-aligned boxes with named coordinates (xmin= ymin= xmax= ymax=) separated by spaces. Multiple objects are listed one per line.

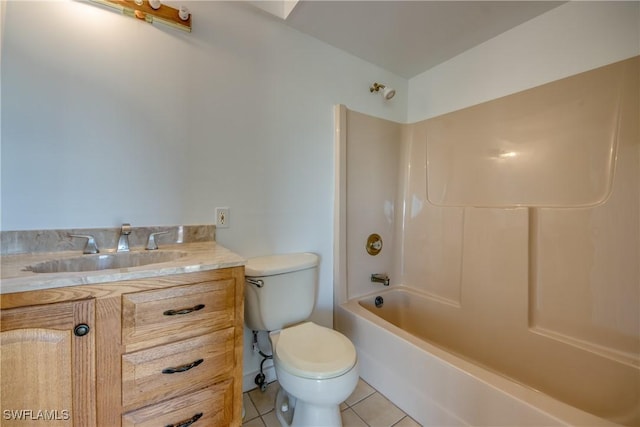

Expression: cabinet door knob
xmin=161 ymin=358 xmax=204 ymax=374
xmin=163 ymin=304 xmax=205 ymax=316
xmin=165 ymin=412 xmax=203 ymax=427
xmin=74 ymin=323 xmax=90 ymax=337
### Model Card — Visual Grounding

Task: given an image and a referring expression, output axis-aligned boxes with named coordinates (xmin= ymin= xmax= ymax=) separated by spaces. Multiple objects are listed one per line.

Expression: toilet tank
xmin=244 ymin=253 xmax=319 ymax=331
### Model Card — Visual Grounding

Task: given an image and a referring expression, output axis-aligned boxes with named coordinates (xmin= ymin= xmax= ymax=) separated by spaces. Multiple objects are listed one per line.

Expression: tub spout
xmin=371 ymin=273 xmax=390 ymax=286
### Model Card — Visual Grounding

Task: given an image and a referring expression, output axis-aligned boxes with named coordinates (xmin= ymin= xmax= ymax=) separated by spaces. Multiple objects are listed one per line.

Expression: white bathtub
xmin=336 ymin=286 xmax=622 ymax=427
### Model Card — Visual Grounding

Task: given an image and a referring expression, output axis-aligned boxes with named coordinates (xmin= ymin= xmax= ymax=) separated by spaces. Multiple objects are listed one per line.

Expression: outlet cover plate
xmin=216 ymin=207 xmax=230 ymax=228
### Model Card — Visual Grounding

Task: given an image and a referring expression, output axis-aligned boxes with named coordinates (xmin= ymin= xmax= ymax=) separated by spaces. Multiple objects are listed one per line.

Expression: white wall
xmin=1 ymin=1 xmax=406 ymax=232
xmin=0 ymin=1 xmax=4 ymax=225
xmin=0 ymin=0 xmax=406 ymax=389
xmin=408 ymin=1 xmax=640 ymax=122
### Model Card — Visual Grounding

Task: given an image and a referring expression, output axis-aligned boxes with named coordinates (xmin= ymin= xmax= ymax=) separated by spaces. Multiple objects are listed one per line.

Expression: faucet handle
xmin=121 ymin=223 xmax=132 ymax=235
xmin=69 ymin=234 xmax=100 ymax=254
xmin=146 ymin=231 xmax=169 ymax=250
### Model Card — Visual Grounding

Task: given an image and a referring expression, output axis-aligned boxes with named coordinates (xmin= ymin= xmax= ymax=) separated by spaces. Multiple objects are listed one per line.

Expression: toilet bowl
xmin=244 ymin=253 xmax=359 ymax=426
xmin=270 ymin=322 xmax=359 ymax=426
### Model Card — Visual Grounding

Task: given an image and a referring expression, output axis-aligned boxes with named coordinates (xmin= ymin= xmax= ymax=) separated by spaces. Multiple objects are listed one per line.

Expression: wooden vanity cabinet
xmin=0 ymin=267 xmax=244 ymax=427
xmin=0 ymin=299 xmax=96 ymax=426
xmin=120 ymin=275 xmax=241 ymax=426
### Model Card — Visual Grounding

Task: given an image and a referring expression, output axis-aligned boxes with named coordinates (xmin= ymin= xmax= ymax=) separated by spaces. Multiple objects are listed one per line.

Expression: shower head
xmin=370 ymin=82 xmax=395 ymax=100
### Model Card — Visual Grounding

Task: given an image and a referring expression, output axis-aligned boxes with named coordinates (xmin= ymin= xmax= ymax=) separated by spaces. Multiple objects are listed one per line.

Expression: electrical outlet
xmin=215 ymin=207 xmax=230 ymax=228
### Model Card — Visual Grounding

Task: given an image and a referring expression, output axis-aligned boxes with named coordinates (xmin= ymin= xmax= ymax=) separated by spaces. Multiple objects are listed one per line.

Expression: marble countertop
xmin=0 ymin=242 xmax=246 ymax=295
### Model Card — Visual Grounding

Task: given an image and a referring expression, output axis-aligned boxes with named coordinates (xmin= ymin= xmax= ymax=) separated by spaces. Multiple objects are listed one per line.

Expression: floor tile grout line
xmin=392 ymin=415 xmax=409 ymax=427
xmin=243 ymin=378 xmax=413 ymax=427
xmin=349 ymin=406 xmax=374 ymax=427
xmin=345 ymin=390 xmax=377 ymax=408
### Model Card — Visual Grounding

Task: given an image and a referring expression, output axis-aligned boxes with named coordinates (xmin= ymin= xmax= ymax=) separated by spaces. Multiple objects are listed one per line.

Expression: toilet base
xmin=275 ymin=387 xmax=342 ymax=427
xmin=275 ymin=388 xmax=294 ymax=426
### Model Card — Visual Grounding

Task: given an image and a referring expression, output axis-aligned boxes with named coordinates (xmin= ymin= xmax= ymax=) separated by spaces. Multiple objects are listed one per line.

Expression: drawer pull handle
xmin=163 ymin=304 xmax=205 ymax=316
xmin=162 ymin=358 xmax=204 ymax=374
xmin=165 ymin=412 xmax=203 ymax=427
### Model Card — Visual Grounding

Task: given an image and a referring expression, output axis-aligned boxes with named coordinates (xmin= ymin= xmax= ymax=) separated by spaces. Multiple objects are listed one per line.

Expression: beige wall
xmin=341 ymin=57 xmax=639 ymax=425
xmin=343 ymin=109 xmax=402 ymax=299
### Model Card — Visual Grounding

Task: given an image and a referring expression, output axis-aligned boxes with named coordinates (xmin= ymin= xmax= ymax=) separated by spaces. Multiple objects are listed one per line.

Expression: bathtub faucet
xmin=371 ymin=273 xmax=390 ymax=286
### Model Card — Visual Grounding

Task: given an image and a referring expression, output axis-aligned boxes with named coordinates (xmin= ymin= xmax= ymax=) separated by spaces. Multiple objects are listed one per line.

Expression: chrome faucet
xmin=117 ymin=223 xmax=132 ymax=252
xmin=371 ymin=273 xmax=390 ymax=286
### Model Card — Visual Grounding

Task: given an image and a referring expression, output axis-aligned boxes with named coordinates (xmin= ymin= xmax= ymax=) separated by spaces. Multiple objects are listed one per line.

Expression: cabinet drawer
xmin=122 ymin=380 xmax=234 ymax=427
xmin=122 ymin=329 xmax=234 ymax=411
xmin=122 ymin=280 xmax=235 ymax=351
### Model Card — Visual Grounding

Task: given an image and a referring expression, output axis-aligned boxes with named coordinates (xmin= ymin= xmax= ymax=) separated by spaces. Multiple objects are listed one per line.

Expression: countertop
xmin=0 ymin=242 xmax=246 ymax=295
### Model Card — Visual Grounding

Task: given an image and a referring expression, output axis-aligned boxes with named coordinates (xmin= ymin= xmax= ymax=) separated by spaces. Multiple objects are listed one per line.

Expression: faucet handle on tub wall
xmin=366 ymin=233 xmax=383 ymax=256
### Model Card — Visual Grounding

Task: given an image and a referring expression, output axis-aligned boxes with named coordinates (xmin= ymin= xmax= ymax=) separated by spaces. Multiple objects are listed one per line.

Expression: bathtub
xmin=336 ymin=286 xmax=624 ymax=426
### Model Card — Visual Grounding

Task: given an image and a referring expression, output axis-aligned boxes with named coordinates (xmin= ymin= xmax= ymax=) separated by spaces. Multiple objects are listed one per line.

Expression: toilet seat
xmin=273 ymin=322 xmax=357 ymax=380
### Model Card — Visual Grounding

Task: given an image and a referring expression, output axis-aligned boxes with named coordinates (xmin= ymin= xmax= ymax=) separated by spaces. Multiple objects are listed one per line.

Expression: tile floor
xmin=243 ymin=378 xmax=422 ymax=427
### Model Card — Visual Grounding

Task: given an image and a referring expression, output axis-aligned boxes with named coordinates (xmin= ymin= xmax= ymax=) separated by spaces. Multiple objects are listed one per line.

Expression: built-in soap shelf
xmin=89 ymin=0 xmax=192 ymax=32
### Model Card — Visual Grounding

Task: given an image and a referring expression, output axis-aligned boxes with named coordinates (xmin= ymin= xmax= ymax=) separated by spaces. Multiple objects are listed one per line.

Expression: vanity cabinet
xmin=120 ymin=278 xmax=239 ymax=425
xmin=0 ymin=267 xmax=244 ymax=427
xmin=0 ymin=299 xmax=96 ymax=426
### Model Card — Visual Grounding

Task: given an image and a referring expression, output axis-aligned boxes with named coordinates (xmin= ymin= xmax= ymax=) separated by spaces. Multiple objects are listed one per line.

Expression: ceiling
xmin=275 ymin=1 xmax=565 ymax=78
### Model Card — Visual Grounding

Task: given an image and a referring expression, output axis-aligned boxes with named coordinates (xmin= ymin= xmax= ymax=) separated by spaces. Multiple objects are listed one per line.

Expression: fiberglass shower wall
xmin=339 ymin=56 xmax=639 ymax=423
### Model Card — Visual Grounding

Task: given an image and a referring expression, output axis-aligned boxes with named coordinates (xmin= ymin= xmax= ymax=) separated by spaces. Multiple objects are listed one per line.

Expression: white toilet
xmin=244 ymin=253 xmax=359 ymax=427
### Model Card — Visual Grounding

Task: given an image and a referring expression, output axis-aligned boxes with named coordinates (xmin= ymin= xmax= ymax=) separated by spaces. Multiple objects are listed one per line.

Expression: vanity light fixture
xmin=88 ymin=0 xmax=191 ymax=32
xmin=178 ymin=5 xmax=190 ymax=21
xmin=370 ymin=82 xmax=396 ymax=100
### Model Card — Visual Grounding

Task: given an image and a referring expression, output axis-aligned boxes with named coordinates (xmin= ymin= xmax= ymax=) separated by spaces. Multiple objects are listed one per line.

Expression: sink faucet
xmin=117 ymin=223 xmax=132 ymax=252
xmin=371 ymin=273 xmax=390 ymax=286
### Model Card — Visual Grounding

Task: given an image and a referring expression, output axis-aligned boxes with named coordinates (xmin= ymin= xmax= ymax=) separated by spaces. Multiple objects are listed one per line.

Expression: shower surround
xmin=334 ymin=57 xmax=639 ymax=425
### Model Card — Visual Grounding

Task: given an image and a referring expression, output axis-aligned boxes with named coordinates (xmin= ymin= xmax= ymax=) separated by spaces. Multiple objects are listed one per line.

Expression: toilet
xmin=244 ymin=253 xmax=359 ymax=427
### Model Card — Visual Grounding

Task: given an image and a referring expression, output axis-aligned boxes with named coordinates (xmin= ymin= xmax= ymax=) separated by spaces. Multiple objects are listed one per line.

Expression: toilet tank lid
xmin=245 ymin=252 xmax=319 ymax=277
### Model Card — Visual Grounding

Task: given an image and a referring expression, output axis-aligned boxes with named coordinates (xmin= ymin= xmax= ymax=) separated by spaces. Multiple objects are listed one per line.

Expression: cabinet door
xmin=1 ymin=299 xmax=95 ymax=427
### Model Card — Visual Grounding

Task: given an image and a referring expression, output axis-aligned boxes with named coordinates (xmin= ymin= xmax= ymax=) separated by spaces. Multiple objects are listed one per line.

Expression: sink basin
xmin=26 ymin=251 xmax=188 ymax=273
